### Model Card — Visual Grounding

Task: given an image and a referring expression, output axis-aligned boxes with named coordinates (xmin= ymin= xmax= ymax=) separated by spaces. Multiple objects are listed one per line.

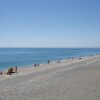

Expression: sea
xmin=0 ymin=48 xmax=100 ymax=70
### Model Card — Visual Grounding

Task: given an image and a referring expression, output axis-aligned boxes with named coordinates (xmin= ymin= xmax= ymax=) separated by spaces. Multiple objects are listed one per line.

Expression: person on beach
xmin=15 ymin=66 xmax=17 ymax=73
xmin=34 ymin=64 xmax=36 ymax=67
xmin=6 ymin=67 xmax=17 ymax=75
xmin=48 ymin=60 xmax=49 ymax=64
xmin=0 ymin=71 xmax=2 ymax=75
xmin=58 ymin=60 xmax=60 ymax=63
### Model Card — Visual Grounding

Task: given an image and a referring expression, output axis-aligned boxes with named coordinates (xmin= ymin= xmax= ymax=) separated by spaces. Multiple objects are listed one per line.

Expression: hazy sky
xmin=0 ymin=0 xmax=100 ymax=48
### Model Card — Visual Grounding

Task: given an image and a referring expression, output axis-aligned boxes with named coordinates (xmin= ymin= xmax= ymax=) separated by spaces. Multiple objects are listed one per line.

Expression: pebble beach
xmin=0 ymin=55 xmax=100 ymax=100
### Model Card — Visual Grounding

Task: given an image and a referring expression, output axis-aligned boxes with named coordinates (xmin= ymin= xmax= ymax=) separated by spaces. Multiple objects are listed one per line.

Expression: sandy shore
xmin=0 ymin=55 xmax=100 ymax=100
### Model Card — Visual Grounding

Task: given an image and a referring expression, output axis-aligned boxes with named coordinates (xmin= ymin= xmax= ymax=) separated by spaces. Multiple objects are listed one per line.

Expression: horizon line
xmin=0 ymin=47 xmax=100 ymax=49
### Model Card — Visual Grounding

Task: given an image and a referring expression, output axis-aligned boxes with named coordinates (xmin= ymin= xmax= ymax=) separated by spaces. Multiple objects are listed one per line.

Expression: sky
xmin=0 ymin=0 xmax=100 ymax=48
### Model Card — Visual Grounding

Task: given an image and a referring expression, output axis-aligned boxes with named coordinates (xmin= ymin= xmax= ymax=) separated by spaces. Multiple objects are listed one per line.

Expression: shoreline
xmin=0 ymin=48 xmax=100 ymax=71
xmin=0 ymin=54 xmax=100 ymax=78
xmin=0 ymin=54 xmax=100 ymax=100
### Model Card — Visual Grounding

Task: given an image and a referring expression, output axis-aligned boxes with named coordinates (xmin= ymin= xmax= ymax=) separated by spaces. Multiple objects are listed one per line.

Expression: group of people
xmin=0 ymin=66 xmax=17 ymax=75
xmin=0 ymin=59 xmax=62 ymax=75
xmin=34 ymin=60 xmax=61 ymax=67
xmin=34 ymin=60 xmax=50 ymax=67
xmin=34 ymin=64 xmax=39 ymax=67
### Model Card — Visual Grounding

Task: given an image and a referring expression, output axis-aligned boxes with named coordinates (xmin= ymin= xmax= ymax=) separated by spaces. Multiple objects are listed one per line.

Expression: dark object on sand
xmin=57 ymin=60 xmax=60 ymax=63
xmin=34 ymin=64 xmax=37 ymax=67
xmin=48 ymin=60 xmax=49 ymax=64
xmin=7 ymin=67 xmax=17 ymax=75
xmin=34 ymin=64 xmax=39 ymax=67
xmin=0 ymin=71 xmax=2 ymax=75
xmin=78 ymin=57 xmax=82 ymax=59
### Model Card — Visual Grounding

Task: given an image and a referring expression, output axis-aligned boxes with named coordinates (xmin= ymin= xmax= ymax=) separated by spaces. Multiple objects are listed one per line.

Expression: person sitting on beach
xmin=6 ymin=66 xmax=17 ymax=75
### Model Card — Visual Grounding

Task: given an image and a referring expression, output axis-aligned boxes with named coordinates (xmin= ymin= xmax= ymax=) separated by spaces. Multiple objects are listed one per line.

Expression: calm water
xmin=0 ymin=48 xmax=100 ymax=70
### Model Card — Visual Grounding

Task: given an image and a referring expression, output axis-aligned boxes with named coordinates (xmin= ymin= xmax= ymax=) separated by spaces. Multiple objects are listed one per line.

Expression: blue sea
xmin=0 ymin=48 xmax=100 ymax=70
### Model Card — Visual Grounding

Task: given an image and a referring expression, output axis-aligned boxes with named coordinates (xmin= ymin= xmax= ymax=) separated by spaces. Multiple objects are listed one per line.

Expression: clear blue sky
xmin=0 ymin=0 xmax=100 ymax=48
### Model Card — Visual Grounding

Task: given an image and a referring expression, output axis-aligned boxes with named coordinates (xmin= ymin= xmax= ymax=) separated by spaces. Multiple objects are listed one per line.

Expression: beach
xmin=0 ymin=55 xmax=100 ymax=100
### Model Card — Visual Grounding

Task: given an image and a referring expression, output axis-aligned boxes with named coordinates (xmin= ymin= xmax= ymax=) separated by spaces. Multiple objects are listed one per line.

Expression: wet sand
xmin=0 ymin=55 xmax=100 ymax=100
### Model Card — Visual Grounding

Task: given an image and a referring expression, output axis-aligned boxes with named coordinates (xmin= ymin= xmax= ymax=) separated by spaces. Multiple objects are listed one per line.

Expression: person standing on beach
xmin=15 ymin=66 xmax=17 ymax=73
xmin=0 ymin=71 xmax=2 ymax=75
xmin=34 ymin=64 xmax=37 ymax=67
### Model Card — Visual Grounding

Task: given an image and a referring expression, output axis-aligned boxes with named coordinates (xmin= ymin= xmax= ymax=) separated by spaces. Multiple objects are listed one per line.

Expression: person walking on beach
xmin=48 ymin=60 xmax=49 ymax=64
